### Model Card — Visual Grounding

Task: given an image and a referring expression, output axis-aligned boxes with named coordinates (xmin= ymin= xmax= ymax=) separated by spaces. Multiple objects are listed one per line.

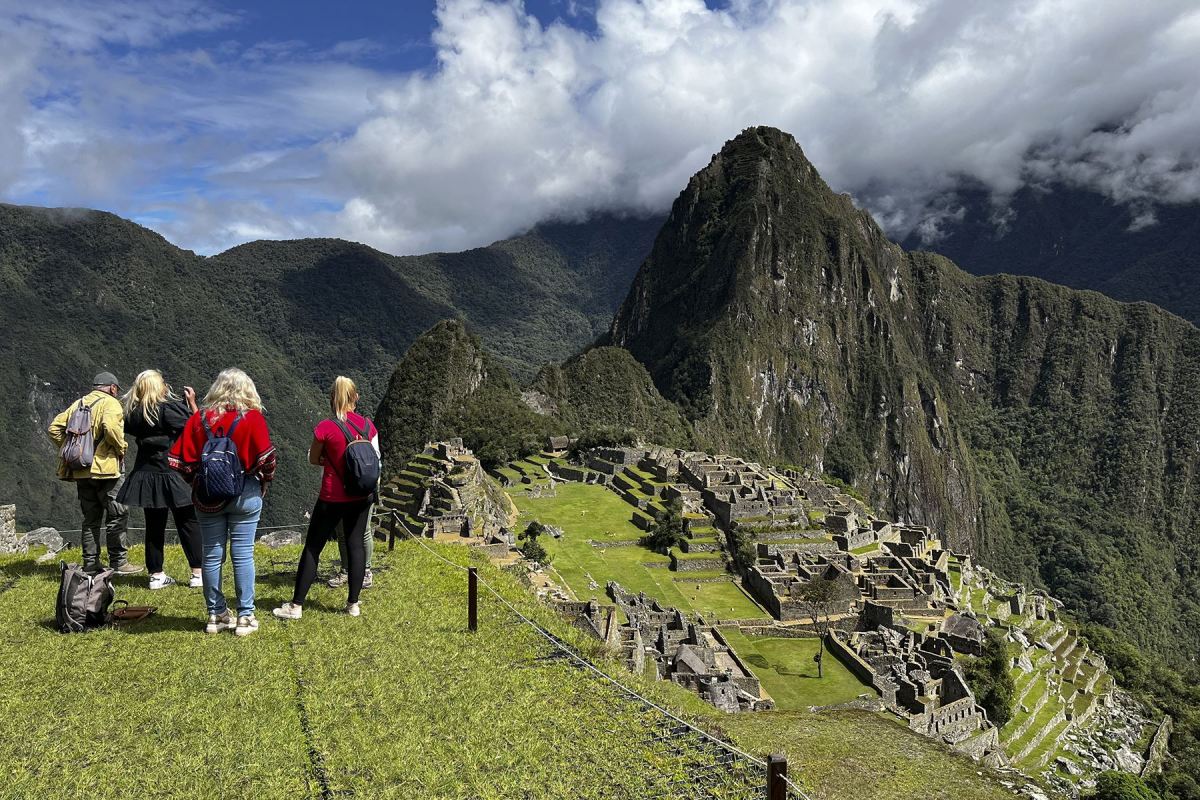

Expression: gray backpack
xmin=55 ymin=562 xmax=115 ymax=633
xmin=60 ymin=398 xmax=101 ymax=472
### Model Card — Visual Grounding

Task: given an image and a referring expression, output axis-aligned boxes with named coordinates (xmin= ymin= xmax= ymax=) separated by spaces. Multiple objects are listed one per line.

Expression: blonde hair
xmin=330 ymin=376 xmax=359 ymax=421
xmin=203 ymin=368 xmax=263 ymax=413
xmin=123 ymin=369 xmax=175 ymax=424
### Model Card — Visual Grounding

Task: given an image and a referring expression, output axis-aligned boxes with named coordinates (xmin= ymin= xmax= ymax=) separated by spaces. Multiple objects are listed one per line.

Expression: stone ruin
xmin=516 ymin=443 xmax=1158 ymax=786
xmin=563 ymin=582 xmax=773 ymax=713
xmin=376 ymin=440 xmax=517 ymax=556
xmin=744 ymin=531 xmax=955 ymax=624
xmin=0 ymin=504 xmax=66 ymax=560
xmin=0 ymin=505 xmax=15 ymax=554
xmin=828 ymin=623 xmax=1005 ymax=766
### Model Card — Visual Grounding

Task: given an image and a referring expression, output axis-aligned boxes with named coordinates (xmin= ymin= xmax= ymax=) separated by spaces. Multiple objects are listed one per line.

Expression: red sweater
xmin=169 ymin=408 xmax=277 ymax=487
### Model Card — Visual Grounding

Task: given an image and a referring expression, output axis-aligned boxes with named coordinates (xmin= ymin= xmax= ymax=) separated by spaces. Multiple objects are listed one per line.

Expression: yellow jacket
xmin=48 ymin=390 xmax=127 ymax=480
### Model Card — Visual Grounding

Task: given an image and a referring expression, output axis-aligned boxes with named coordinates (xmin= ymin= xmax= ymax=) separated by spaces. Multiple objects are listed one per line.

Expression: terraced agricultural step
xmin=1055 ymin=635 xmax=1078 ymax=662
xmin=1021 ymin=715 xmax=1074 ymax=772
xmin=620 ymin=467 xmax=660 ymax=495
xmin=757 ymin=530 xmax=829 ymax=543
xmin=680 ymin=537 xmax=723 ymax=554
xmin=1005 ymin=679 xmax=1050 ymax=745
xmin=669 ymin=549 xmax=726 ymax=572
xmin=613 ymin=472 xmax=640 ymax=492
xmin=1012 ymin=703 xmax=1066 ymax=764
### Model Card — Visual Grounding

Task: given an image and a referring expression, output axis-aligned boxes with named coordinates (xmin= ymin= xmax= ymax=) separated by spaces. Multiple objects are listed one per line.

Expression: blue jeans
xmin=197 ymin=478 xmax=262 ymax=617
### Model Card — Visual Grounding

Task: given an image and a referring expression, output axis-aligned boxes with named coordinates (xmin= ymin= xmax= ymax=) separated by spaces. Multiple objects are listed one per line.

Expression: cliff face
xmin=607 ymin=127 xmax=982 ymax=547
xmin=607 ymin=127 xmax=1200 ymax=661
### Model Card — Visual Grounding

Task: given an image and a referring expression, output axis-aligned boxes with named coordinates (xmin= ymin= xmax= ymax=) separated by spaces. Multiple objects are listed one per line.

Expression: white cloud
xmin=327 ymin=0 xmax=1200 ymax=253
xmin=3 ymin=0 xmax=1200 ymax=254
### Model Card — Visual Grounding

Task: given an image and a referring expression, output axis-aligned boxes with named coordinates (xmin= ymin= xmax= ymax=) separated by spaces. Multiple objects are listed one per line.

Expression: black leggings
xmin=293 ymin=499 xmax=372 ymax=606
xmin=145 ymin=506 xmax=202 ymax=573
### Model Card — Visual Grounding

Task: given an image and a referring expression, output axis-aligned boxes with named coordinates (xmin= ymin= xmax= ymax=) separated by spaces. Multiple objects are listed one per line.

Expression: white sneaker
xmin=149 ymin=574 xmax=176 ymax=590
xmin=234 ymin=615 xmax=260 ymax=637
xmin=272 ymin=602 xmax=303 ymax=620
xmin=188 ymin=573 xmax=203 ymax=589
xmin=205 ymin=610 xmax=236 ymax=634
xmin=345 ymin=602 xmax=361 ymax=617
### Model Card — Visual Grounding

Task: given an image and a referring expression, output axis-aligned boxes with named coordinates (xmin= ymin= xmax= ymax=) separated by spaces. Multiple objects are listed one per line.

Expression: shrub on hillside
xmin=963 ymin=627 xmax=1015 ymax=728
xmin=640 ymin=497 xmax=685 ymax=555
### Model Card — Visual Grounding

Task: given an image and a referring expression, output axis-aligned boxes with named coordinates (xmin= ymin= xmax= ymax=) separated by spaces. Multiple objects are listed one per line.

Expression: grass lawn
xmin=717 ymin=629 xmax=872 ymax=710
xmin=719 ymin=711 xmax=1013 ymax=800
xmin=0 ymin=543 xmax=762 ymax=799
xmin=0 ymin=537 xmax=1019 ymax=800
xmin=512 ymin=483 xmax=768 ymax=621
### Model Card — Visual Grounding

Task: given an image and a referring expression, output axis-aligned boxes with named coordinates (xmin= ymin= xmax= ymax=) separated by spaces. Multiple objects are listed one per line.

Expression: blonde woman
xmin=169 ymin=368 xmax=276 ymax=636
xmin=274 ymin=376 xmax=378 ymax=620
xmin=117 ymin=370 xmax=201 ymax=589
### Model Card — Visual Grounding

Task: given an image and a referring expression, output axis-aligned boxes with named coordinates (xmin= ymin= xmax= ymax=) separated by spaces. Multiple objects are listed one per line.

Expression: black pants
xmin=77 ymin=477 xmax=129 ymax=570
xmin=293 ymin=499 xmax=371 ymax=606
xmin=144 ymin=505 xmax=202 ymax=574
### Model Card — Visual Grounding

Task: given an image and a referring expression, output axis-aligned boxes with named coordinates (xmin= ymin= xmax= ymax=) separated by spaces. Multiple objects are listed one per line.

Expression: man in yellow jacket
xmin=48 ymin=372 xmax=140 ymax=575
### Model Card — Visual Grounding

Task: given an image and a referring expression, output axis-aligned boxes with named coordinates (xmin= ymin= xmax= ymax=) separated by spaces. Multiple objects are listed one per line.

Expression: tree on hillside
xmin=518 ymin=521 xmax=551 ymax=565
xmin=1089 ymin=771 xmax=1163 ymax=800
xmin=963 ymin=627 xmax=1016 ymax=728
xmin=640 ymin=497 xmax=686 ymax=555
xmin=790 ymin=577 xmax=850 ymax=679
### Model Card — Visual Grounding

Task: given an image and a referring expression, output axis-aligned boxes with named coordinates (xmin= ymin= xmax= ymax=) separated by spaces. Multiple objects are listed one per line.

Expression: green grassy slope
xmin=0 ymin=541 xmax=1016 ymax=800
xmin=717 ymin=629 xmax=870 ymax=710
xmin=510 ymin=482 xmax=767 ymax=621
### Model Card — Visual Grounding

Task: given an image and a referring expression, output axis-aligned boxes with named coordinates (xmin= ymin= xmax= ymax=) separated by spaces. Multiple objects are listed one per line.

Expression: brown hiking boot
xmin=113 ymin=562 xmax=144 ymax=576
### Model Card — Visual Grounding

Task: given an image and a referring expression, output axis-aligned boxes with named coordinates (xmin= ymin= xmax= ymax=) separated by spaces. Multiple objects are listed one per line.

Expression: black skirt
xmin=117 ymin=468 xmax=192 ymax=510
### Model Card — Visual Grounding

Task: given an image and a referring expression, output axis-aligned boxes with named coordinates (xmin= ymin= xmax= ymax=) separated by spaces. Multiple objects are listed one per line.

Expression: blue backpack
xmin=199 ymin=413 xmax=246 ymax=502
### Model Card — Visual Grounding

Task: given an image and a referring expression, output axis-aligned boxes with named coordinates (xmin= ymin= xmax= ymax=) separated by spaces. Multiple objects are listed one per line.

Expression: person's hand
xmin=183 ymin=386 xmax=198 ymax=412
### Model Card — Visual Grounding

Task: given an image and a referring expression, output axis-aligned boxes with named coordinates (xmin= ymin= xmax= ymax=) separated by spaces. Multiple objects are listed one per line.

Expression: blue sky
xmin=1 ymin=0 xmax=1198 ymax=255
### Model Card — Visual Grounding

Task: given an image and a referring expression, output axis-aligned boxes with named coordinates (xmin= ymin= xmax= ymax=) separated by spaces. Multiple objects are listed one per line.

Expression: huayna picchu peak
xmin=604 ymin=126 xmax=1200 ymax=679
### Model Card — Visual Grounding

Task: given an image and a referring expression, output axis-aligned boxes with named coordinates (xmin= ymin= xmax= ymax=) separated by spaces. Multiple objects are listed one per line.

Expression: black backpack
xmin=334 ymin=417 xmax=381 ymax=496
xmin=60 ymin=397 xmax=102 ymax=471
xmin=198 ymin=413 xmax=246 ymax=502
xmin=56 ymin=562 xmax=115 ymax=633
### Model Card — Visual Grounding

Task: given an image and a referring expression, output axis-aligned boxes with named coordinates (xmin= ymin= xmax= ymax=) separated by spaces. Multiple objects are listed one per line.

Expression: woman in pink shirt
xmin=273 ymin=376 xmax=378 ymax=619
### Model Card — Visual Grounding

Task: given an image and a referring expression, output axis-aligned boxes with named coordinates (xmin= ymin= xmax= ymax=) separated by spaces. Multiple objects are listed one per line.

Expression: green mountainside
xmin=604 ymin=127 xmax=1200 ymax=674
xmin=373 ymin=319 xmax=557 ymax=470
xmin=527 ymin=346 xmax=694 ymax=447
xmin=373 ymin=324 xmax=691 ymax=472
xmin=902 ymin=184 xmax=1200 ymax=327
xmin=0 ymin=205 xmax=658 ymax=528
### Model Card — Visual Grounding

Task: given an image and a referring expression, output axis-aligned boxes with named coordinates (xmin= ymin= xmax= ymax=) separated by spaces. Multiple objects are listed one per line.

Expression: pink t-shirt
xmin=315 ymin=412 xmax=378 ymax=503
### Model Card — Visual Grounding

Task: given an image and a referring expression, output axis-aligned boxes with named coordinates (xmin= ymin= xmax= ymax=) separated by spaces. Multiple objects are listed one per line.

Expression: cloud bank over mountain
xmin=2 ymin=0 xmax=1199 ymax=254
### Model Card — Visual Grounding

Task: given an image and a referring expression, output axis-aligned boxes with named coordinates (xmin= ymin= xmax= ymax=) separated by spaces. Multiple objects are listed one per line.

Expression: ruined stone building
xmin=564 ymin=583 xmax=773 ymax=713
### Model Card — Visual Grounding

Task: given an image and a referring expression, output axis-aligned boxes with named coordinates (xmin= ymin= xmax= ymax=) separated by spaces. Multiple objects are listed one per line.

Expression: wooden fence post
xmin=767 ymin=753 xmax=787 ymax=800
xmin=468 ymin=567 xmax=478 ymax=632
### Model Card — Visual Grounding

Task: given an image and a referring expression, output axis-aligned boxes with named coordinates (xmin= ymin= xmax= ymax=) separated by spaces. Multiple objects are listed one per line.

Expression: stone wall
xmin=1142 ymin=715 xmax=1173 ymax=777
xmin=826 ymin=631 xmax=877 ymax=686
xmin=0 ymin=505 xmax=16 ymax=554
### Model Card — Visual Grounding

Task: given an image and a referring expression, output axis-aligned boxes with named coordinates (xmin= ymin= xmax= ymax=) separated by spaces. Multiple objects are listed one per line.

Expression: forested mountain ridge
xmin=902 ymin=184 xmax=1200 ymax=327
xmin=0 ymin=203 xmax=659 ymax=528
xmin=605 ymin=127 xmax=1200 ymax=666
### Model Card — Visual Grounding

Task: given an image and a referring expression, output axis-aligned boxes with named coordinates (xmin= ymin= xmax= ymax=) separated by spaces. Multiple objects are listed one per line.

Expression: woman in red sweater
xmin=274 ymin=376 xmax=377 ymax=620
xmin=169 ymin=368 xmax=276 ymax=636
